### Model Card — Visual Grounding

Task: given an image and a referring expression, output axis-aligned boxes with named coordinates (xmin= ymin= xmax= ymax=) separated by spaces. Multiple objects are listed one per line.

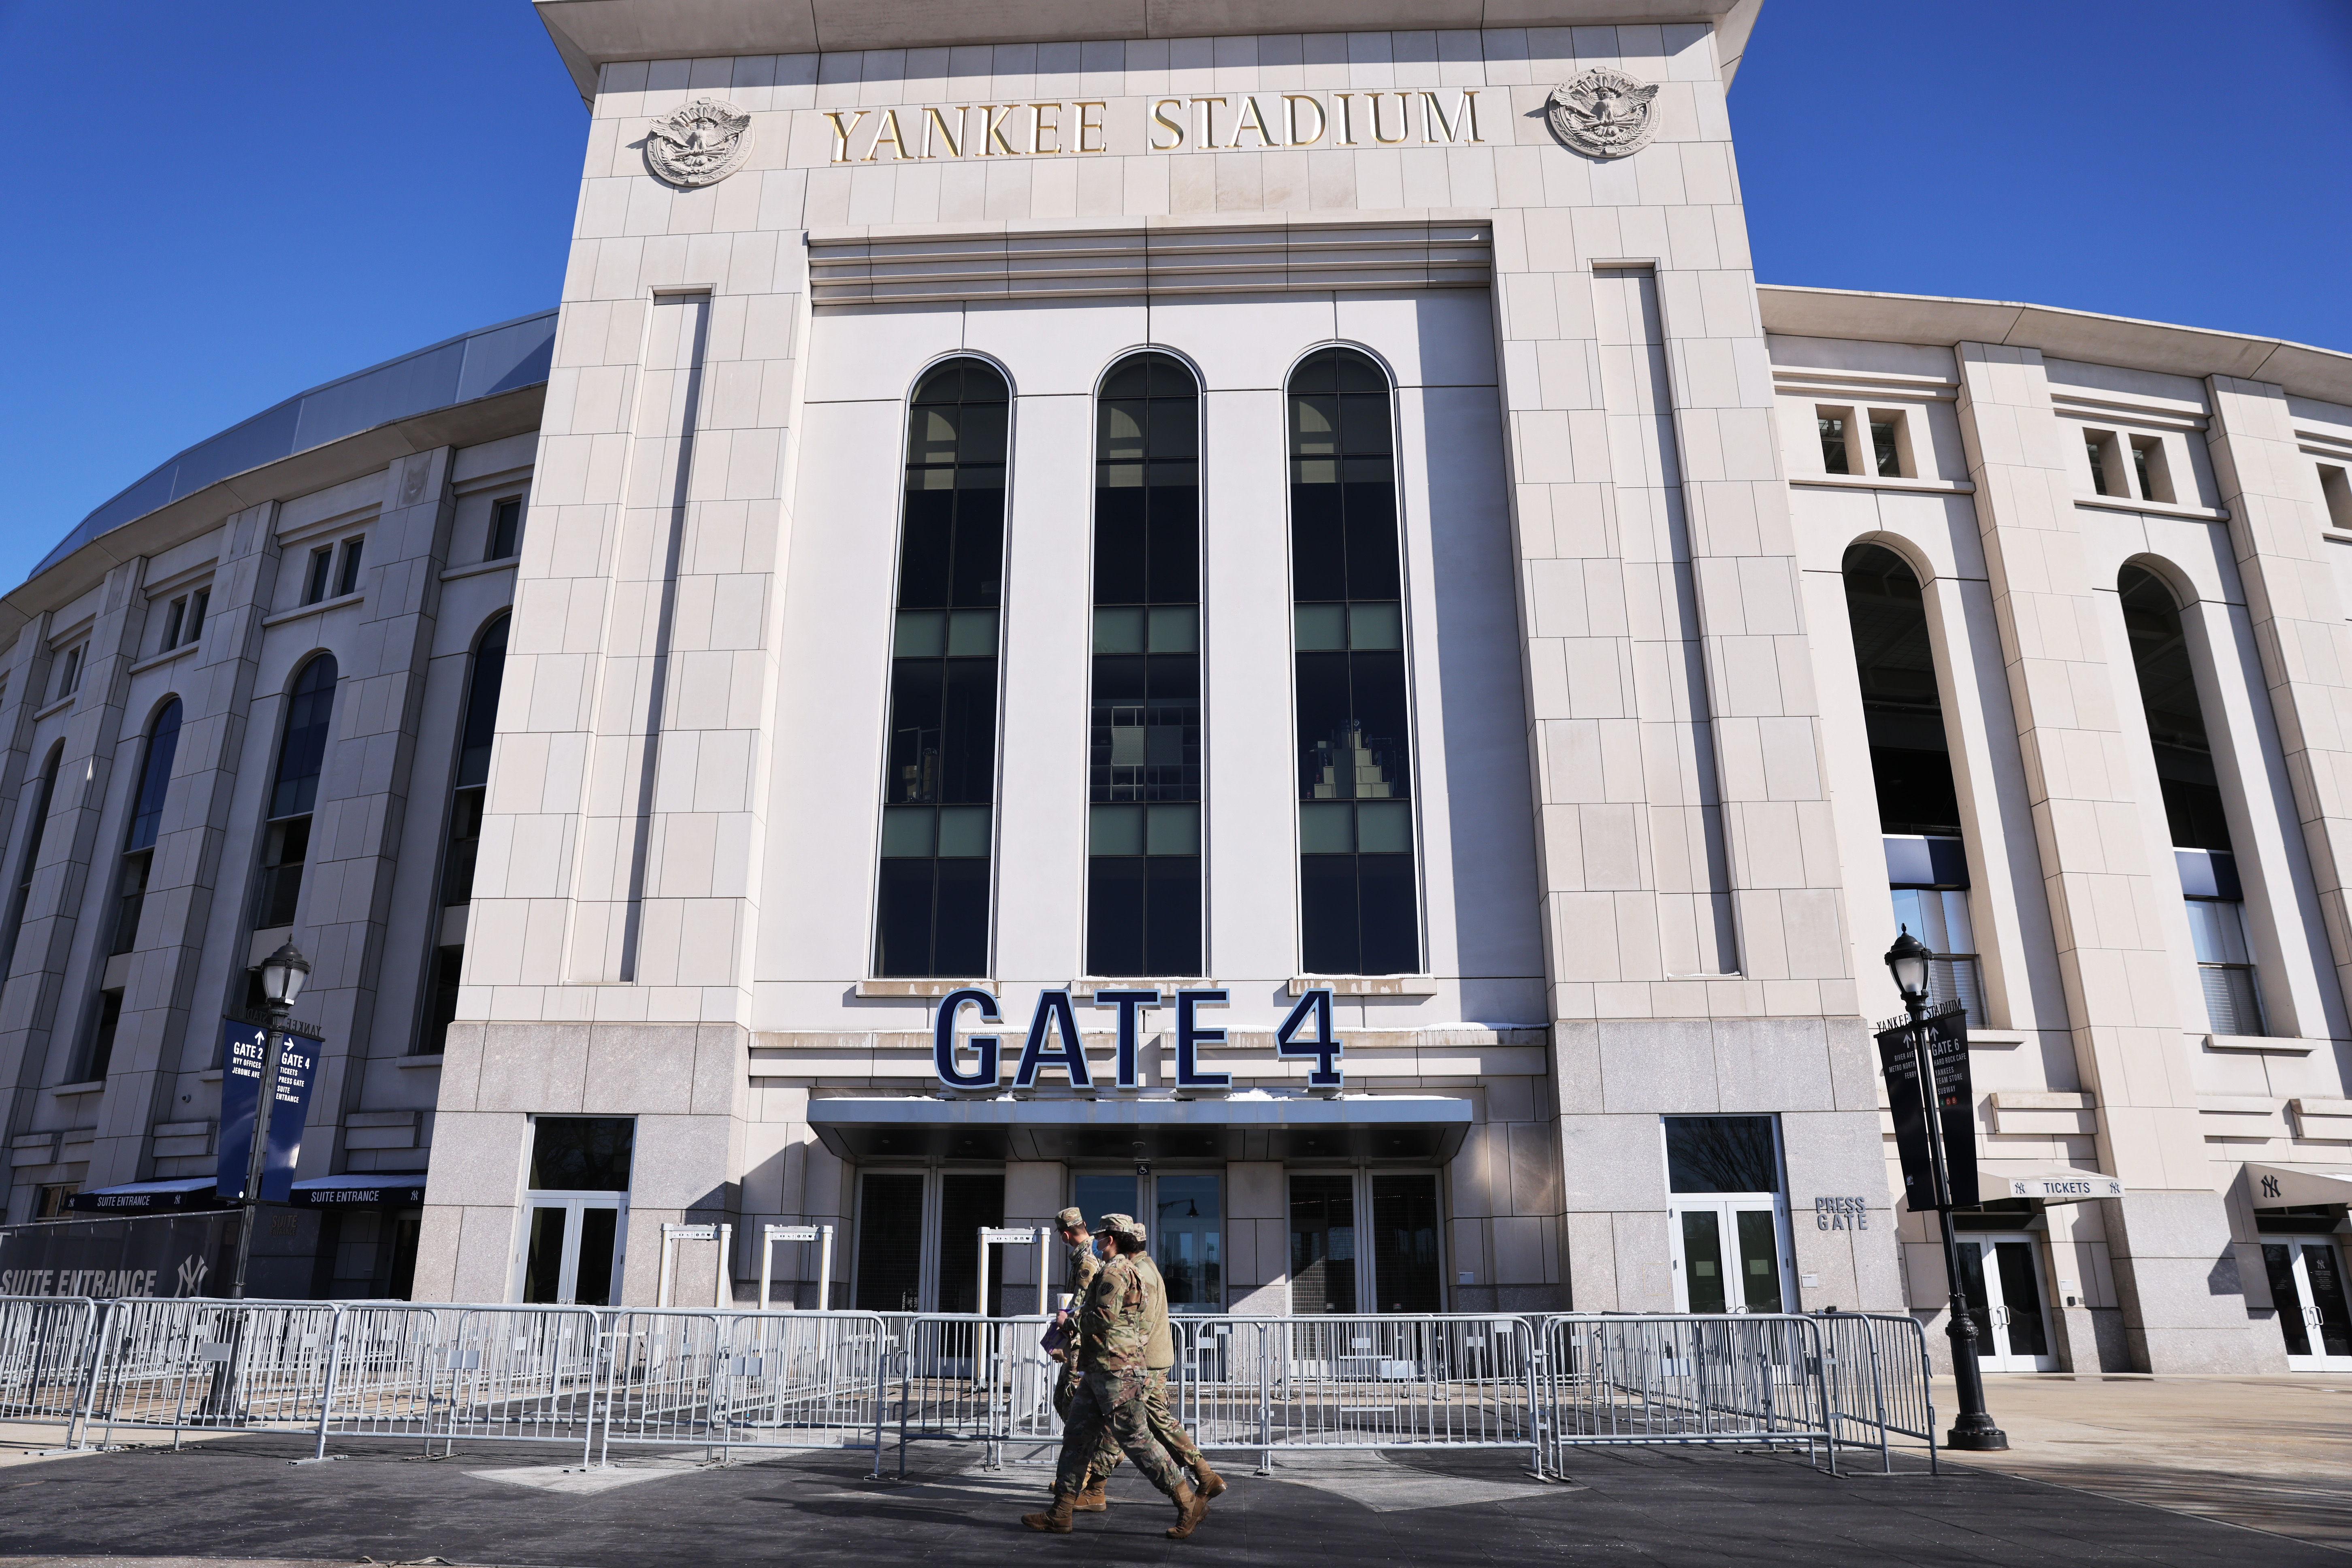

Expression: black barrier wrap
xmin=1875 ymin=1004 xmax=1977 ymax=1211
xmin=0 ymin=1213 xmax=234 ymax=1297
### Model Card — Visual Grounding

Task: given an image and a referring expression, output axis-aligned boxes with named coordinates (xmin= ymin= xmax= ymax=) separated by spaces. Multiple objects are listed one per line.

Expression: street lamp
xmin=1884 ymin=929 xmax=2007 ymax=1452
xmin=227 ymin=942 xmax=311 ymax=1301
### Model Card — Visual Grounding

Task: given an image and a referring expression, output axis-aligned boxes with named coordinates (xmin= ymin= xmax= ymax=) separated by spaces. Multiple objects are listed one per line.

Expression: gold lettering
xmin=1334 ymin=92 xmax=1356 ymax=145
xmin=1188 ymin=96 xmax=1227 ymax=149
xmin=1030 ymin=102 xmax=1060 ymax=155
xmin=1151 ymin=98 xmax=1186 ymax=149
xmin=1077 ymin=100 xmax=1108 ymax=152
xmin=864 ymin=108 xmax=910 ymax=161
xmin=980 ymin=104 xmax=1020 ymax=155
xmin=1371 ymin=91 xmax=1408 ymax=144
xmin=922 ymin=104 xmax=965 ymax=159
xmin=1283 ymin=93 xmax=1327 ymax=147
xmin=1420 ymin=89 xmax=1479 ymax=144
xmin=824 ymin=108 xmax=869 ymax=164
xmin=1229 ymin=93 xmax=1274 ymax=149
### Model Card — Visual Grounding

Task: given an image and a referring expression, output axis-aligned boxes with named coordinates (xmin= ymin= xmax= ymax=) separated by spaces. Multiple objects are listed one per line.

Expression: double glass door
xmin=1670 ymin=1199 xmax=1789 ymax=1313
xmin=2264 ymin=1240 xmax=2352 ymax=1369
xmin=1288 ymin=1171 xmax=1442 ymax=1314
xmin=1954 ymin=1233 xmax=2055 ymax=1371
xmin=1074 ymin=1172 xmax=1223 ymax=1311
xmin=518 ymin=1196 xmax=625 ymax=1306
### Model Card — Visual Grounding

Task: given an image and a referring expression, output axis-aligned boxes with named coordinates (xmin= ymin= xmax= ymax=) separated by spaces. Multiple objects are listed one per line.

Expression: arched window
xmin=0 ymin=744 xmax=63 ymax=983
xmin=2117 ymin=566 xmax=2262 ymax=1035
xmin=256 ymin=654 xmax=338 ymax=931
xmin=1289 ymin=348 xmax=1417 ymax=975
xmin=1842 ymin=544 xmax=1979 ymax=1014
xmin=424 ymin=616 xmax=508 ymax=1054
xmin=82 ymin=699 xmax=183 ymax=1080
xmin=1087 ymin=353 xmax=1202 ymax=977
xmin=874 ymin=360 xmax=1007 ymax=978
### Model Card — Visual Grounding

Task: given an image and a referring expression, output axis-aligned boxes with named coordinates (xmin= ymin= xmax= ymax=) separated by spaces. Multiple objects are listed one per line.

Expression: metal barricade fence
xmin=1811 ymin=1311 xmax=1938 ymax=1474
xmin=80 ymin=1298 xmax=340 ymax=1450
xmin=315 ymin=1304 xmax=603 ymax=1465
xmin=890 ymin=1315 xmax=1058 ymax=1474
xmin=1539 ymin=1314 xmax=1837 ymax=1475
xmin=1184 ymin=1315 xmax=1542 ymax=1472
xmin=0 ymin=1297 xmax=99 ymax=1438
xmin=597 ymin=1308 xmax=888 ymax=1472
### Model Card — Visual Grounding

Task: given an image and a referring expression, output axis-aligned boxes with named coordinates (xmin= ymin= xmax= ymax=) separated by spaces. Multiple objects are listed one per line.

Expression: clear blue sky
xmin=2 ymin=1 xmax=2346 ymax=588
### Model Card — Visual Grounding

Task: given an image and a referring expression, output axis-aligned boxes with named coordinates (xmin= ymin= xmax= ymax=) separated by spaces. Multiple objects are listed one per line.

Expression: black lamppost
xmin=1885 ymin=929 xmax=2008 ymax=1452
xmin=227 ymin=941 xmax=311 ymax=1301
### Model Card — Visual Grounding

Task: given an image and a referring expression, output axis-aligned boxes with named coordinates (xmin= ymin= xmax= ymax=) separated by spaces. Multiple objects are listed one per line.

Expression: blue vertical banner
xmin=214 ymin=1018 xmax=324 ymax=1202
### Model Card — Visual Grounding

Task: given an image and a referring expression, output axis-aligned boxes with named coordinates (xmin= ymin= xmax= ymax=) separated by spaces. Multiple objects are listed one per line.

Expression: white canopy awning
xmin=1997 ymin=1169 xmax=2126 ymax=1204
xmin=2246 ymin=1163 xmax=2352 ymax=1208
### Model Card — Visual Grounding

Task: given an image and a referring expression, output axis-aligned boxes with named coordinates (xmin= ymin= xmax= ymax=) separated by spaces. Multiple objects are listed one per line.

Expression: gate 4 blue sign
xmin=214 ymin=1018 xmax=324 ymax=1202
xmin=932 ymin=987 xmax=1343 ymax=1091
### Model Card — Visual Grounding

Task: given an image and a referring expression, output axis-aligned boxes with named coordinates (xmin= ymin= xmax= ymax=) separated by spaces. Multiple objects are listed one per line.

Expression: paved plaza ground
xmin=0 ymin=1374 xmax=2343 ymax=1567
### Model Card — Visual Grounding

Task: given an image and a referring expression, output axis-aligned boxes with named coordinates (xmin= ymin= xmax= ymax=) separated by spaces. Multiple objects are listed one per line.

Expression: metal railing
xmin=20 ymin=1299 xmax=1931 ymax=1480
xmin=1539 ymin=1314 xmax=1839 ymax=1475
xmin=1812 ymin=1311 xmax=1938 ymax=1473
xmin=0 ymin=1297 xmax=100 ymax=1437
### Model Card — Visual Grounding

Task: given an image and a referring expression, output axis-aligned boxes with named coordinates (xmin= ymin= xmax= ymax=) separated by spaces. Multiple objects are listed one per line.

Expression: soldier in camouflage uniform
xmin=1023 ymin=1214 xmax=1210 ymax=1539
xmin=1047 ymin=1206 xmax=1097 ymax=1425
xmin=1078 ymin=1217 xmax=1224 ymax=1506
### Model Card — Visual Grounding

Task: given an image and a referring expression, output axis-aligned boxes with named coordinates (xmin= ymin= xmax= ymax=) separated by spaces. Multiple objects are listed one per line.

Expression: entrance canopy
xmin=808 ymin=1094 xmax=1472 ymax=1164
xmin=66 ymin=1177 xmax=229 ymax=1213
xmin=289 ymin=1173 xmax=427 ymax=1208
xmin=2247 ymin=1163 xmax=2352 ymax=1208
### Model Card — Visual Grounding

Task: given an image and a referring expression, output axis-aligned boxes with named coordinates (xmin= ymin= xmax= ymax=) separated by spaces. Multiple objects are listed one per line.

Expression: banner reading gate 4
xmin=1875 ymin=1005 xmax=1978 ymax=1212
xmin=214 ymin=1018 xmax=324 ymax=1202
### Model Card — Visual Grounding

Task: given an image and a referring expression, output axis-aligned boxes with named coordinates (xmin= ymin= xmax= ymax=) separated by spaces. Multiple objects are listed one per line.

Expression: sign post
xmin=215 ymin=1009 xmax=322 ymax=1300
xmin=1874 ymin=952 xmax=2006 ymax=1453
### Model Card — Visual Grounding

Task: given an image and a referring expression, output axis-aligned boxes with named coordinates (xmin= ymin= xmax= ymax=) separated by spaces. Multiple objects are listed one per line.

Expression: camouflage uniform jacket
xmin=1130 ymin=1251 xmax=1176 ymax=1370
xmin=1064 ymin=1240 xmax=1100 ymax=1301
xmin=1077 ymin=1252 xmax=1152 ymax=1371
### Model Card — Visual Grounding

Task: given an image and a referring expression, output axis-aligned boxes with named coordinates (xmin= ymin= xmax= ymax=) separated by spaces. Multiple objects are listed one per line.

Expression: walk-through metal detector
xmin=976 ymin=1226 xmax=1049 ymax=1317
xmin=759 ymin=1222 xmax=835 ymax=1310
xmin=656 ymin=1221 xmax=733 ymax=1307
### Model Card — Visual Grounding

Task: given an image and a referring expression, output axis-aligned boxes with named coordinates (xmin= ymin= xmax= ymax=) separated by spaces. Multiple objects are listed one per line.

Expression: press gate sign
xmin=1875 ymin=1004 xmax=1978 ymax=1212
xmin=214 ymin=1018 xmax=324 ymax=1202
xmin=931 ymin=986 xmax=1344 ymax=1092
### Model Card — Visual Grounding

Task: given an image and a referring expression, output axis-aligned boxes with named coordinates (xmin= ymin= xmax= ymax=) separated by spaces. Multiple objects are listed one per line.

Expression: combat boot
xmin=1021 ymin=1488 xmax=1076 ymax=1534
xmin=1072 ymin=1476 xmax=1109 ymax=1512
xmin=1191 ymin=1456 xmax=1226 ymax=1499
xmin=1165 ymin=1479 xmax=1209 ymax=1540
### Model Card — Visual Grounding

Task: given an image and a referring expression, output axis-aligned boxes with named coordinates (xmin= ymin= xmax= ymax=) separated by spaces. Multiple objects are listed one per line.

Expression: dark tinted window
xmin=528 ymin=1116 xmax=635 ymax=1191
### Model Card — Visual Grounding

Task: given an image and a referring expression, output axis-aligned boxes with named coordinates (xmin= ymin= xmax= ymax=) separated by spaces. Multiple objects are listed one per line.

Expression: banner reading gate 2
xmin=214 ymin=1018 xmax=323 ymax=1202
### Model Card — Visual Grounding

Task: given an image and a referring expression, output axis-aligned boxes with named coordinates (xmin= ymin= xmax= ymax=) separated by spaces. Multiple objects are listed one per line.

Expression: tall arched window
xmin=874 ymin=360 xmax=1007 ymax=978
xmin=2118 ymin=566 xmax=2262 ymax=1035
xmin=1289 ymin=348 xmax=1417 ymax=975
xmin=82 ymin=700 xmax=185 ymax=1081
xmin=0 ymin=744 xmax=63 ymax=983
xmin=256 ymin=654 xmax=338 ymax=931
xmin=1087 ymin=353 xmax=1202 ymax=977
xmin=1842 ymin=544 xmax=1980 ymax=1014
xmin=424 ymin=615 xmax=508 ymax=1054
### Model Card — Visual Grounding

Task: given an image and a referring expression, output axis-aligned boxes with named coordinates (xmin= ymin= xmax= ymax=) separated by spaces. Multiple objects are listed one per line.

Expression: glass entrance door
xmin=2264 ymin=1240 xmax=2352 ymax=1369
xmin=1669 ymin=1199 xmax=1789 ymax=1313
xmin=1954 ymin=1234 xmax=2056 ymax=1370
xmin=1286 ymin=1171 xmax=1441 ymax=1314
xmin=518 ymin=1197 xmax=624 ymax=1305
xmin=1073 ymin=1172 xmax=1224 ymax=1312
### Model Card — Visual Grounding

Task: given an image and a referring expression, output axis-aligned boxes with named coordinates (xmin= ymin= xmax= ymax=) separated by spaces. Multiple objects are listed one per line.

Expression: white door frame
xmin=2269 ymin=1237 xmax=2352 ymax=1372
xmin=1667 ymin=1195 xmax=1794 ymax=1313
xmin=509 ymin=1191 xmax=628 ymax=1305
xmin=1955 ymin=1231 xmax=2058 ymax=1372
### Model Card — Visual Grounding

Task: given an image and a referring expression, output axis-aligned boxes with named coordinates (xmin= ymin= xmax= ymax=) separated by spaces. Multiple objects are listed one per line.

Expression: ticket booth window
xmin=1663 ymin=1115 xmax=1791 ymax=1314
xmin=516 ymin=1116 xmax=632 ymax=1306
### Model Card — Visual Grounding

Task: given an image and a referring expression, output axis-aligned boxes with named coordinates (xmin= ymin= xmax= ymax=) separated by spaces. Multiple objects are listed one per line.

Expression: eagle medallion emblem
xmin=1547 ymin=69 xmax=1660 ymax=158
xmin=646 ymin=97 xmax=754 ymax=187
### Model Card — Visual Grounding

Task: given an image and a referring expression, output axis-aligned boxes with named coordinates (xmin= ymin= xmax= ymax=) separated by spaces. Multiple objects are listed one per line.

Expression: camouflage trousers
xmin=1053 ymin=1368 xmax=1183 ymax=1498
xmin=1088 ymin=1368 xmax=1204 ymax=1479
